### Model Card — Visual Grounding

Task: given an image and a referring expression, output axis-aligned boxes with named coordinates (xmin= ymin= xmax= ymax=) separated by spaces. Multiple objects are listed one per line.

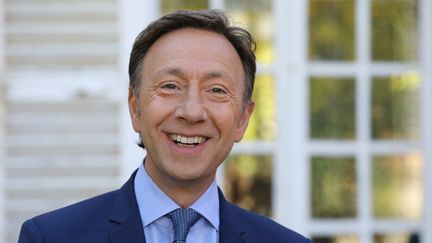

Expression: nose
xmin=175 ymin=88 xmax=208 ymax=123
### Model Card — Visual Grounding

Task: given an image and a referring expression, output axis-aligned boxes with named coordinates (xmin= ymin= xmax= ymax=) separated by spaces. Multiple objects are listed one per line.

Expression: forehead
xmin=140 ymin=28 xmax=245 ymax=88
xmin=151 ymin=28 xmax=237 ymax=54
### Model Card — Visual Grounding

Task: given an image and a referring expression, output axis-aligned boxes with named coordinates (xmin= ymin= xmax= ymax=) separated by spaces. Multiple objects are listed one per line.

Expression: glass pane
xmin=312 ymin=235 xmax=359 ymax=243
xmin=310 ymin=77 xmax=356 ymax=139
xmin=309 ymin=0 xmax=355 ymax=60
xmin=372 ymin=73 xmax=420 ymax=140
xmin=374 ymin=233 xmax=419 ymax=243
xmin=224 ymin=155 xmax=272 ymax=216
xmin=244 ymin=75 xmax=275 ymax=141
xmin=372 ymin=0 xmax=418 ymax=61
xmin=373 ymin=153 xmax=423 ymax=219
xmin=311 ymin=157 xmax=357 ymax=218
xmin=226 ymin=0 xmax=273 ymax=63
xmin=160 ymin=0 xmax=208 ymax=15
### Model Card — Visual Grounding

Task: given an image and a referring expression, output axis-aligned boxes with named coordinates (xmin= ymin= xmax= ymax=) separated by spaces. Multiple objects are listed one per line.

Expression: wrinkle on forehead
xmin=141 ymin=28 xmax=244 ymax=82
xmin=152 ymin=67 xmax=237 ymax=85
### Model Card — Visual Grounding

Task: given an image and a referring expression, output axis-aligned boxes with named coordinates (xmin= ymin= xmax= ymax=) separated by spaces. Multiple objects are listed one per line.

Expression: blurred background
xmin=0 ymin=0 xmax=431 ymax=242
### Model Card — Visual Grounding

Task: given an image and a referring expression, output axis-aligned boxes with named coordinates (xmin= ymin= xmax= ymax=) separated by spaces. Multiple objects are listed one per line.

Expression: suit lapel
xmin=218 ymin=189 xmax=247 ymax=243
xmin=108 ymin=171 xmax=147 ymax=243
xmin=109 ymin=219 xmax=146 ymax=243
xmin=105 ymin=174 xmax=249 ymax=243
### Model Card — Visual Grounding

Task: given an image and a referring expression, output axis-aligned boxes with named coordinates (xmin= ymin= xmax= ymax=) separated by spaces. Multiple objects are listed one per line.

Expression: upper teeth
xmin=170 ymin=134 xmax=206 ymax=144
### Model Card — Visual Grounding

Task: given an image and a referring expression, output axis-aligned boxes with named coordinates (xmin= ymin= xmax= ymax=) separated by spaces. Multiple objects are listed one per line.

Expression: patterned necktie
xmin=168 ymin=208 xmax=201 ymax=243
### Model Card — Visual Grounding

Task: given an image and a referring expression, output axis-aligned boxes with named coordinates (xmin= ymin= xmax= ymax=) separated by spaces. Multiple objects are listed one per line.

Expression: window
xmin=157 ymin=1 xmax=431 ymax=242
xmin=1 ymin=0 xmax=430 ymax=242
xmin=306 ymin=0 xmax=430 ymax=242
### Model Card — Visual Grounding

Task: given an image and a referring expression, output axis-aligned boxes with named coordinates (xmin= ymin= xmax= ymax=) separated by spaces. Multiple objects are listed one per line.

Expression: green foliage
xmin=312 ymin=157 xmax=357 ymax=218
xmin=225 ymin=155 xmax=272 ymax=216
xmin=372 ymin=0 xmax=418 ymax=61
xmin=373 ymin=154 xmax=422 ymax=219
xmin=226 ymin=0 xmax=273 ymax=63
xmin=244 ymin=75 xmax=275 ymax=141
xmin=372 ymin=73 xmax=419 ymax=139
xmin=160 ymin=0 xmax=208 ymax=15
xmin=310 ymin=77 xmax=356 ymax=139
xmin=309 ymin=0 xmax=355 ymax=60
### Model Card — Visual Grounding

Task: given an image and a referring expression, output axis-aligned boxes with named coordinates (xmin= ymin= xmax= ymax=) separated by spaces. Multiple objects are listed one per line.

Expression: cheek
xmin=139 ymin=97 xmax=178 ymax=129
xmin=208 ymin=102 xmax=241 ymax=133
xmin=228 ymin=98 xmax=244 ymax=125
xmin=141 ymin=89 xmax=157 ymax=106
xmin=141 ymin=92 xmax=176 ymax=114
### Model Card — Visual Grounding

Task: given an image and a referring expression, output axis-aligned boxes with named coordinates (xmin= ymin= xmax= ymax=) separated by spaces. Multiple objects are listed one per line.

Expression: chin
xmin=171 ymin=170 xmax=211 ymax=183
xmin=173 ymin=172 xmax=202 ymax=181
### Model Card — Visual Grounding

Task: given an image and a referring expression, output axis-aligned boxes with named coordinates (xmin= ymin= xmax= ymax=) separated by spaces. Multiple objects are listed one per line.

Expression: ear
xmin=128 ymin=88 xmax=141 ymax=132
xmin=234 ymin=101 xmax=255 ymax=143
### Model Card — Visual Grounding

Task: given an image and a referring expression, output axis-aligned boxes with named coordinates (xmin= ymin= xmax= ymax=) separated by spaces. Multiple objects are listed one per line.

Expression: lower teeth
xmin=176 ymin=142 xmax=195 ymax=147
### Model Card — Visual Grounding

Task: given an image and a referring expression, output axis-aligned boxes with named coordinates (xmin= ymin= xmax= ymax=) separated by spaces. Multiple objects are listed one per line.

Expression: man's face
xmin=128 ymin=28 xmax=254 ymax=189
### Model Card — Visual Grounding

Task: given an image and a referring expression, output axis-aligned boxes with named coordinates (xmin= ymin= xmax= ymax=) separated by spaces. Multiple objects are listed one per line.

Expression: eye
xmin=210 ymin=87 xmax=227 ymax=94
xmin=161 ymin=83 xmax=178 ymax=90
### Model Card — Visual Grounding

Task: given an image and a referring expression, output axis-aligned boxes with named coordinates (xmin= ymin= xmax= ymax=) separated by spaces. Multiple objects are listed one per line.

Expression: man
xmin=18 ymin=9 xmax=311 ymax=243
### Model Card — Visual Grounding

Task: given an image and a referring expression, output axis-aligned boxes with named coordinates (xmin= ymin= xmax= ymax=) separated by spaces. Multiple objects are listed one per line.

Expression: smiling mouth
xmin=169 ymin=134 xmax=207 ymax=147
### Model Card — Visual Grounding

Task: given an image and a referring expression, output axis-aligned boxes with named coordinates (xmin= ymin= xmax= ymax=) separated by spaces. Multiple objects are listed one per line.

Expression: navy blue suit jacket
xmin=18 ymin=171 xmax=311 ymax=243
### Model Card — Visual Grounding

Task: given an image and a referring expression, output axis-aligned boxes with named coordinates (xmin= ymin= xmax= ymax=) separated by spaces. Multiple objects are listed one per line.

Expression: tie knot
xmin=168 ymin=208 xmax=201 ymax=243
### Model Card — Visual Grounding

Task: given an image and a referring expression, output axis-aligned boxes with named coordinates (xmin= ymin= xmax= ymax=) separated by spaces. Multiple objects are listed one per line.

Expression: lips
xmin=169 ymin=134 xmax=207 ymax=147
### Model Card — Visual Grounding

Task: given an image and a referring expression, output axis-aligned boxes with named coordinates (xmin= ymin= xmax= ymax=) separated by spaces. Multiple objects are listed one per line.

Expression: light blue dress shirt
xmin=134 ymin=163 xmax=219 ymax=243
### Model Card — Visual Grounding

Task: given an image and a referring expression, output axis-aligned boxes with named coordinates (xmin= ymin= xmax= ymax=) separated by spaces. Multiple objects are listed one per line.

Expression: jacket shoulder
xmin=227 ymin=203 xmax=311 ymax=243
xmin=34 ymin=189 xmax=118 ymax=225
xmin=18 ymin=190 xmax=120 ymax=243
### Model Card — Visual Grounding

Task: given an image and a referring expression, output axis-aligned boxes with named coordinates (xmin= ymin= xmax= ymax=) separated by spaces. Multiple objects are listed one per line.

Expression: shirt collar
xmin=189 ymin=175 xmax=220 ymax=230
xmin=134 ymin=162 xmax=220 ymax=230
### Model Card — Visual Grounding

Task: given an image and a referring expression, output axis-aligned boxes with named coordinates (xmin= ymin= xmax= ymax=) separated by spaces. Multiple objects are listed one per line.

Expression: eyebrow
xmin=154 ymin=67 xmax=236 ymax=84
xmin=165 ymin=68 xmax=185 ymax=78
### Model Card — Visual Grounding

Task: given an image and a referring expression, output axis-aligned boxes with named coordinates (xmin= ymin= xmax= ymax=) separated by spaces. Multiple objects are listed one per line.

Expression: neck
xmin=144 ymin=161 xmax=214 ymax=208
